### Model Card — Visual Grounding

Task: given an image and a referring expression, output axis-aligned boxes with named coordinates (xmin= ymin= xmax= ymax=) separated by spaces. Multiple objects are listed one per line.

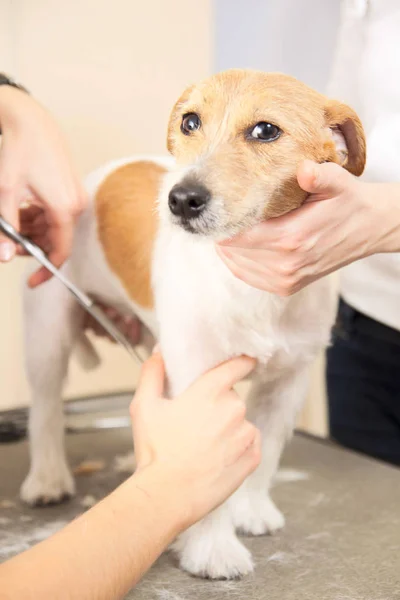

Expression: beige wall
xmin=0 ymin=0 xmax=212 ymax=409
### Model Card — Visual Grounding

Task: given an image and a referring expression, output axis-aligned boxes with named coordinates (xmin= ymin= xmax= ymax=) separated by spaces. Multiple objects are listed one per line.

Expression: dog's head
xmin=162 ymin=69 xmax=366 ymax=239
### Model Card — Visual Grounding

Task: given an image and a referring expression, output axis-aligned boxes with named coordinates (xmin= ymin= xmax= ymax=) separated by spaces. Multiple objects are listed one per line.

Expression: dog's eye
xmin=249 ymin=122 xmax=281 ymax=142
xmin=181 ymin=113 xmax=201 ymax=135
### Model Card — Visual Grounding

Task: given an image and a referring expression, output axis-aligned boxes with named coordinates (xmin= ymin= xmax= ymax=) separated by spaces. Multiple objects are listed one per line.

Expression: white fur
xmin=22 ymin=154 xmax=336 ymax=578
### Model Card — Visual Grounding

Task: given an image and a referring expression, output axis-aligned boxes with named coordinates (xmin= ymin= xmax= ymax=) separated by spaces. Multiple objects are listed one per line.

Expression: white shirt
xmin=327 ymin=0 xmax=400 ymax=330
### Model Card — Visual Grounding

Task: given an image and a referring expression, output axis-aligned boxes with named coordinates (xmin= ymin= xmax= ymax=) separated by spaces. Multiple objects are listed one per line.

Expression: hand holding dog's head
xmin=164 ymin=69 xmax=366 ymax=238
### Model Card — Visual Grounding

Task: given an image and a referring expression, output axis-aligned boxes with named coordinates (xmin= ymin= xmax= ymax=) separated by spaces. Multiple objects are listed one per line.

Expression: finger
xmin=20 ymin=210 xmax=46 ymax=233
xmin=218 ymin=218 xmax=283 ymax=249
xmin=20 ymin=220 xmax=47 ymax=238
xmin=224 ymin=421 xmax=258 ymax=466
xmin=297 ymin=160 xmax=355 ymax=200
xmin=16 ymin=246 xmax=30 ymax=256
xmin=216 ymin=247 xmax=277 ymax=293
xmin=19 ymin=204 xmax=43 ymax=223
xmin=135 ymin=352 xmax=166 ymax=401
xmin=218 ymin=245 xmax=277 ymax=269
xmin=47 ymin=212 xmax=75 ymax=268
xmin=27 ymin=236 xmax=61 ymax=287
xmin=192 ymin=355 xmax=256 ymax=399
xmin=28 ymin=266 xmax=52 ymax=288
xmin=222 ymin=249 xmax=304 ymax=296
xmin=102 ymin=306 xmax=120 ymax=319
xmin=126 ymin=318 xmax=142 ymax=345
xmin=218 ymin=429 xmax=262 ymax=499
xmin=74 ymin=181 xmax=88 ymax=214
xmin=28 ymin=210 xmax=75 ymax=287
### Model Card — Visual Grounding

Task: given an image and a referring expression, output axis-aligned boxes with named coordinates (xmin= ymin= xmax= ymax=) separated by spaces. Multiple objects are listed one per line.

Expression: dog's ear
xmin=167 ymin=84 xmax=195 ymax=155
xmin=324 ymin=100 xmax=366 ymax=176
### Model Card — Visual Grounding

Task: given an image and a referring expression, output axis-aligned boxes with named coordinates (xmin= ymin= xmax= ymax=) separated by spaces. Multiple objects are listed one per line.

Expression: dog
xmin=21 ymin=69 xmax=366 ymax=579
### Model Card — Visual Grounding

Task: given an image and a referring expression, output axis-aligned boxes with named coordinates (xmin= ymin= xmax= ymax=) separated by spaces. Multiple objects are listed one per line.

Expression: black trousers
xmin=327 ymin=299 xmax=400 ymax=467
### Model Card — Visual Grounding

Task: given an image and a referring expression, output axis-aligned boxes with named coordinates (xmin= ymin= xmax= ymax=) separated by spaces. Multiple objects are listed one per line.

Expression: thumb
xmin=135 ymin=351 xmax=166 ymax=401
xmin=297 ymin=160 xmax=354 ymax=201
xmin=192 ymin=355 xmax=257 ymax=399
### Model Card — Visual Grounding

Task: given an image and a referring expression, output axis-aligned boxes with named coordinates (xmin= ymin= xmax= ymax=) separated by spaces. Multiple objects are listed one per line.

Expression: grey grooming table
xmin=1 ymin=426 xmax=399 ymax=599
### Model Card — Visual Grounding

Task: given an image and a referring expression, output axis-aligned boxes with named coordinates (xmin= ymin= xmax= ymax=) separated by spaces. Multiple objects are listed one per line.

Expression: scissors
xmin=0 ymin=215 xmax=143 ymax=365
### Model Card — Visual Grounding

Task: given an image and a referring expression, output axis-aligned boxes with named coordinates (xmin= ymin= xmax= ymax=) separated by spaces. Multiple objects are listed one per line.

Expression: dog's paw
xmin=174 ymin=533 xmax=254 ymax=580
xmin=20 ymin=466 xmax=75 ymax=506
xmin=232 ymin=494 xmax=285 ymax=536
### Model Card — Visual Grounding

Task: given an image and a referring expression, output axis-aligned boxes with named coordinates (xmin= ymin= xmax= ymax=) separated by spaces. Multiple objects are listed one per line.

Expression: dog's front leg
xmin=230 ymin=366 xmax=310 ymax=536
xmin=159 ymin=336 xmax=254 ymax=580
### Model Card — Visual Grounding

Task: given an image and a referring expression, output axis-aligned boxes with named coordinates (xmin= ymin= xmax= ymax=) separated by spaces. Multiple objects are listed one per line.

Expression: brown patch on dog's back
xmin=96 ymin=161 xmax=166 ymax=308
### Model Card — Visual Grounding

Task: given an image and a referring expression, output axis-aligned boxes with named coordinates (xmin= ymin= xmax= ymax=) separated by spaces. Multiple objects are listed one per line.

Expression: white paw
xmin=232 ymin=494 xmax=285 ymax=536
xmin=20 ymin=465 xmax=75 ymax=506
xmin=174 ymin=533 xmax=254 ymax=580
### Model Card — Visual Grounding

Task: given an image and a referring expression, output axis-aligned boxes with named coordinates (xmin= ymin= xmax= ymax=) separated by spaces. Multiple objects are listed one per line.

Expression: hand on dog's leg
xmin=230 ymin=368 xmax=309 ymax=536
xmin=21 ymin=276 xmax=82 ymax=506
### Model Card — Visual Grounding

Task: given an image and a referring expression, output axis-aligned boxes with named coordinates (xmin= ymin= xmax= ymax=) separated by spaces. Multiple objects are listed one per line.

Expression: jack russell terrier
xmin=21 ymin=69 xmax=366 ymax=579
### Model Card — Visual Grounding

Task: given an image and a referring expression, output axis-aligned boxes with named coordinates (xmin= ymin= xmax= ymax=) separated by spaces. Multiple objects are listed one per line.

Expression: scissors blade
xmin=84 ymin=304 xmax=143 ymax=361
xmin=0 ymin=216 xmax=143 ymax=364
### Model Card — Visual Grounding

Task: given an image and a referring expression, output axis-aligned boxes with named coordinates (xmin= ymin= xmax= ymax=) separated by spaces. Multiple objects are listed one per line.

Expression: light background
xmin=0 ymin=0 xmax=342 ymax=436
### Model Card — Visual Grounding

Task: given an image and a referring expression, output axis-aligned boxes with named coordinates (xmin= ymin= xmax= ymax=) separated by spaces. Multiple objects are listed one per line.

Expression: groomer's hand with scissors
xmin=0 ymin=83 xmax=86 ymax=286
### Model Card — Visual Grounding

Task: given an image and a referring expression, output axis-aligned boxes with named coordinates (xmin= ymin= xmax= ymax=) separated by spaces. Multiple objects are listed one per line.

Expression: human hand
xmin=82 ymin=302 xmax=142 ymax=346
xmin=130 ymin=352 xmax=260 ymax=528
xmin=217 ymin=160 xmax=400 ymax=296
xmin=0 ymin=86 xmax=86 ymax=286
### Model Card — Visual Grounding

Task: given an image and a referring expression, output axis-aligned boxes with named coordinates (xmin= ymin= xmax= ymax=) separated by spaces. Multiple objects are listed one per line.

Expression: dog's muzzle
xmin=168 ymin=183 xmax=211 ymax=224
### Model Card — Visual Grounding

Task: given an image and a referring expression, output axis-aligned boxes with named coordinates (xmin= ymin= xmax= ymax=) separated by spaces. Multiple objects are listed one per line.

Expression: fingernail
xmin=0 ymin=243 xmax=15 ymax=262
xmin=152 ymin=343 xmax=161 ymax=355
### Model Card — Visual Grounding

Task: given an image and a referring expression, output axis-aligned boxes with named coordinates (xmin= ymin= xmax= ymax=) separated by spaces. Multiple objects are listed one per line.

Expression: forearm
xmin=367 ymin=182 xmax=400 ymax=255
xmin=0 ymin=467 xmax=184 ymax=600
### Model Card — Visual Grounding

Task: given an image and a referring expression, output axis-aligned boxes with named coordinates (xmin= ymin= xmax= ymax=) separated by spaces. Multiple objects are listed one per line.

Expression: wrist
xmin=0 ymin=85 xmax=30 ymax=130
xmin=365 ymin=182 xmax=400 ymax=255
xmin=0 ymin=85 xmax=45 ymax=140
xmin=127 ymin=464 xmax=192 ymax=535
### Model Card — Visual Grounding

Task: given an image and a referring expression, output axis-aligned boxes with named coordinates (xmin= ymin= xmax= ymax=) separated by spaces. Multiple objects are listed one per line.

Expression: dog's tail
xmin=74 ymin=333 xmax=101 ymax=370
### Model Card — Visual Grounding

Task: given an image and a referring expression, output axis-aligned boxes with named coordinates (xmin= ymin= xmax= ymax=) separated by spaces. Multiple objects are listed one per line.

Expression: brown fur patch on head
xmin=166 ymin=69 xmax=366 ymax=237
xmin=96 ymin=161 xmax=166 ymax=308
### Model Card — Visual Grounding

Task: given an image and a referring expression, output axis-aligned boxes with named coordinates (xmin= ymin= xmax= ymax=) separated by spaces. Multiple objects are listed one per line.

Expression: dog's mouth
xmin=166 ymin=179 xmax=266 ymax=238
xmin=168 ymin=198 xmax=263 ymax=240
xmin=169 ymin=210 xmax=218 ymax=236
xmin=178 ymin=219 xmax=201 ymax=235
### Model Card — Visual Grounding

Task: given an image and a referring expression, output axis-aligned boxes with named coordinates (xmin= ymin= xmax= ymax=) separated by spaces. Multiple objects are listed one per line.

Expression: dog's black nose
xmin=168 ymin=183 xmax=211 ymax=220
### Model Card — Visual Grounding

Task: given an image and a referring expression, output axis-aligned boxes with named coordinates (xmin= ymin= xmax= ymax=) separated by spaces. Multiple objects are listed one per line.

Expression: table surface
xmin=1 ymin=426 xmax=399 ymax=600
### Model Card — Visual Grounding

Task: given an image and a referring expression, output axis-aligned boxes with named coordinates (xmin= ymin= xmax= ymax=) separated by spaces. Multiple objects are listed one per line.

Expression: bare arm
xmin=0 ymin=354 xmax=260 ymax=600
xmin=0 ymin=469 xmax=184 ymax=600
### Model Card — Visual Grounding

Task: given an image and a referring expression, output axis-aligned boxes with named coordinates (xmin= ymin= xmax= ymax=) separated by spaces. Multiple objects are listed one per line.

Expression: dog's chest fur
xmin=152 ymin=226 xmax=335 ymax=395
